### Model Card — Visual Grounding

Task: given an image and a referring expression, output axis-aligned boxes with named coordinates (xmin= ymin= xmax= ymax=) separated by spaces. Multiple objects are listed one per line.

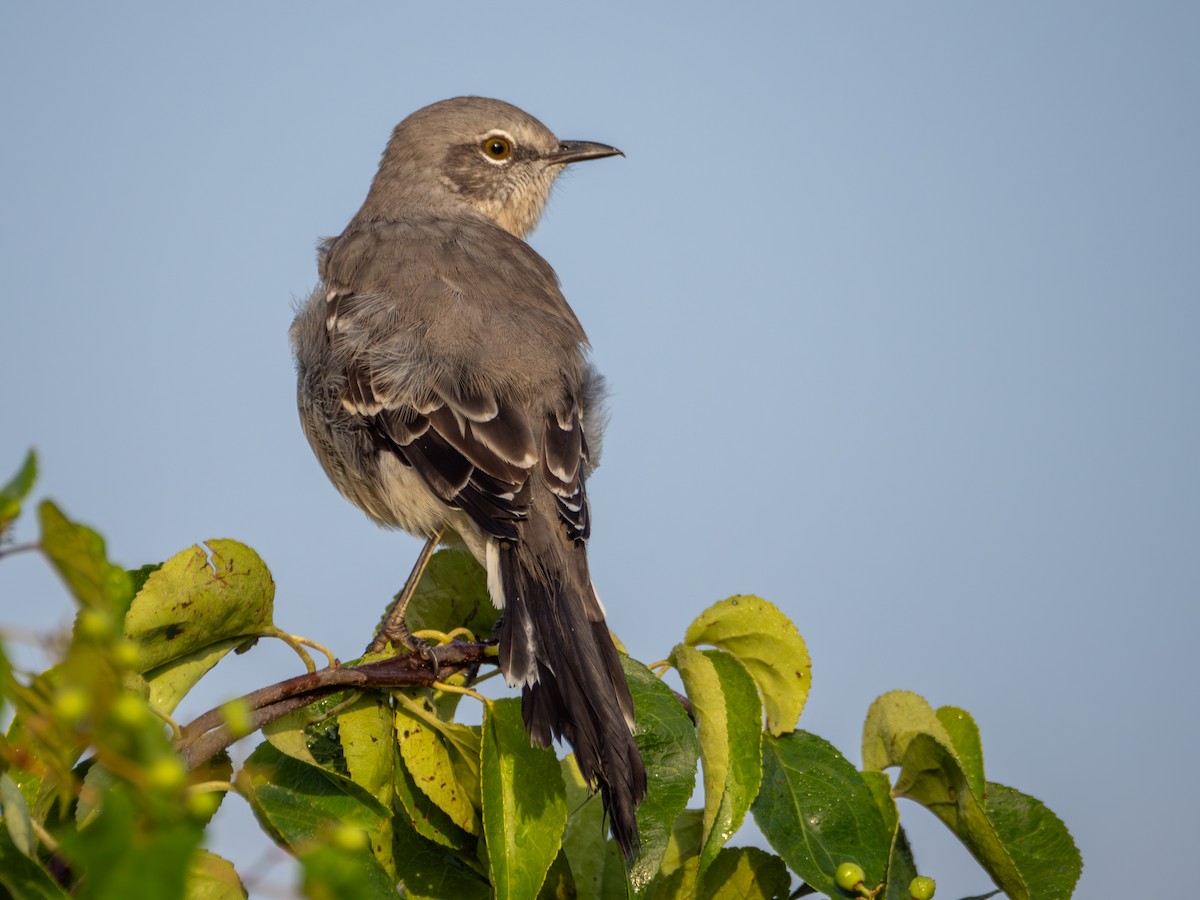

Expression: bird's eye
xmin=482 ymin=136 xmax=513 ymax=161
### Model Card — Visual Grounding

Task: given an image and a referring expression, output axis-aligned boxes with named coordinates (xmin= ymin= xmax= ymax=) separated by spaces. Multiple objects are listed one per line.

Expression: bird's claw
xmin=370 ymin=623 xmax=439 ymax=677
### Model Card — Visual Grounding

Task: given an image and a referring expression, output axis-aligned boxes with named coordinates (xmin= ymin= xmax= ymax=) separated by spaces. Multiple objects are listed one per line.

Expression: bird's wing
xmin=321 ymin=225 xmax=593 ymax=544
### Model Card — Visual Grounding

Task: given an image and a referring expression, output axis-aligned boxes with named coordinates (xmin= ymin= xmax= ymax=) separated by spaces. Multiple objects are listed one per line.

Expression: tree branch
xmin=177 ymin=640 xmax=492 ymax=768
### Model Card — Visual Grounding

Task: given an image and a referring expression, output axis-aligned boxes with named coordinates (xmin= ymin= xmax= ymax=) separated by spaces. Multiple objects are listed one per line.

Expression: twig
xmin=177 ymin=640 xmax=492 ymax=768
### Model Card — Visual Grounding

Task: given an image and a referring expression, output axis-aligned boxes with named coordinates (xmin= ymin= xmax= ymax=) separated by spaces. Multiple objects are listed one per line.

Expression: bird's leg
xmin=367 ymin=528 xmax=442 ymax=658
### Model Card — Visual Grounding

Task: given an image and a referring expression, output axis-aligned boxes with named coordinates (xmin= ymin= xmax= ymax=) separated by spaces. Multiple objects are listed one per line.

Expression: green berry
xmin=835 ymin=862 xmax=866 ymax=892
xmin=53 ymin=686 xmax=91 ymax=724
xmin=331 ymin=825 xmax=369 ymax=852
xmin=146 ymin=756 xmax=187 ymax=792
xmin=219 ymin=698 xmax=253 ymax=739
xmin=186 ymin=790 xmax=222 ymax=821
xmin=112 ymin=639 xmax=141 ymax=670
xmin=909 ymin=875 xmax=936 ymax=899
xmin=110 ymin=693 xmax=149 ymax=728
xmin=77 ymin=609 xmax=112 ymax=640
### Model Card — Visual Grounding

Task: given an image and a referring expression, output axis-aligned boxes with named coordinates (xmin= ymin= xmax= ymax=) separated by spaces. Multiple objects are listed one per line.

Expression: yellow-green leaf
xmin=482 ymin=698 xmax=568 ymax=900
xmin=669 ymin=646 xmax=762 ymax=876
xmin=937 ymin=705 xmax=985 ymax=801
xmin=144 ymin=638 xmax=245 ymax=715
xmin=700 ymin=847 xmax=790 ymax=899
xmin=338 ymin=695 xmax=397 ymax=877
xmin=656 ymin=808 xmax=703 ymax=881
xmin=0 ymin=449 xmax=36 ymax=532
xmin=684 ymin=596 xmax=810 ymax=735
xmin=862 ymin=692 xmax=1081 ymax=900
xmin=39 ymin=501 xmax=133 ymax=617
xmin=186 ymin=850 xmax=247 ymax=900
xmin=124 ymin=540 xmax=274 ymax=674
xmin=561 ymin=755 xmax=610 ymax=899
xmin=1 ymin=772 xmax=35 ymax=857
xmin=395 ymin=701 xmax=479 ymax=835
xmin=861 ymin=690 xmax=957 ymax=774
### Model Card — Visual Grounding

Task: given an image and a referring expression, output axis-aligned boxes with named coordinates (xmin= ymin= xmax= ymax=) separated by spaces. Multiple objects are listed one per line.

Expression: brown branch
xmin=177 ymin=640 xmax=493 ymax=768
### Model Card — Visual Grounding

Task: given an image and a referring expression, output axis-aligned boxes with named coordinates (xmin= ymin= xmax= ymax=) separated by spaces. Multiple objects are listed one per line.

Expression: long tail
xmin=496 ymin=540 xmax=647 ymax=858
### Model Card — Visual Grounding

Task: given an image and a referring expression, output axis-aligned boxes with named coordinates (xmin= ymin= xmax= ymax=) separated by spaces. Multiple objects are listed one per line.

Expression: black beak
xmin=548 ymin=140 xmax=624 ymax=165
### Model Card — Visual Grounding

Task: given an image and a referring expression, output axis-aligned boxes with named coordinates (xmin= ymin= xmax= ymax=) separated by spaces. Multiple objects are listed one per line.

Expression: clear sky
xmin=3 ymin=2 xmax=1197 ymax=896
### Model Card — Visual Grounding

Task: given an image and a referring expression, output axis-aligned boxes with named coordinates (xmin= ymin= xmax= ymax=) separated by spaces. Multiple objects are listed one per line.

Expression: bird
xmin=290 ymin=96 xmax=646 ymax=857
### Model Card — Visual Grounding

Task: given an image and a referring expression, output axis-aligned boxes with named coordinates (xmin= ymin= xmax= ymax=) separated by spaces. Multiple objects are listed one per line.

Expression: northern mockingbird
xmin=291 ymin=96 xmax=646 ymax=856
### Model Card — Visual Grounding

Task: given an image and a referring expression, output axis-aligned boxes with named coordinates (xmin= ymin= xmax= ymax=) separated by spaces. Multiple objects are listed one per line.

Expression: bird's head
xmin=355 ymin=96 xmax=621 ymax=239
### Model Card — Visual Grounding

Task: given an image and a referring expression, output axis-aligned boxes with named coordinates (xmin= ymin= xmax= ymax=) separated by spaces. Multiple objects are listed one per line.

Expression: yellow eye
xmin=482 ymin=136 xmax=512 ymax=160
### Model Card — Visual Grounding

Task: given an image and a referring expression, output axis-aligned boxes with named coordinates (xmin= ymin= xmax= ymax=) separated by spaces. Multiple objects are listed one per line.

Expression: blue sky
xmin=3 ymin=2 xmax=1197 ymax=896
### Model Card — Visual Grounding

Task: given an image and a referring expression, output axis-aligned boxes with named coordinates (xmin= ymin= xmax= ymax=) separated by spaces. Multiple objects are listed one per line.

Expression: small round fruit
xmin=331 ymin=825 xmax=369 ymax=852
xmin=835 ymin=862 xmax=866 ymax=891
xmin=77 ymin=609 xmax=112 ymax=640
xmin=219 ymin=698 xmax=253 ymax=739
xmin=909 ymin=875 xmax=936 ymax=899
xmin=112 ymin=639 xmax=141 ymax=670
xmin=53 ymin=686 xmax=90 ymax=724
xmin=110 ymin=693 xmax=149 ymax=728
xmin=186 ymin=791 xmax=222 ymax=821
xmin=146 ymin=757 xmax=188 ymax=792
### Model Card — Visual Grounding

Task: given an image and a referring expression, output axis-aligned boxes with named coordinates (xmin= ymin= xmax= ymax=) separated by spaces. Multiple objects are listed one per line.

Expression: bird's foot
xmin=369 ymin=622 xmax=439 ymax=677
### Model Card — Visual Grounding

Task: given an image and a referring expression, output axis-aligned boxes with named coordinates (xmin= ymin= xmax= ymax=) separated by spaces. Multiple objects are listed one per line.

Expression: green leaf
xmin=76 ymin=764 xmax=116 ymax=828
xmin=391 ymin=806 xmax=492 ymax=899
xmin=1 ymin=771 xmax=36 ymax=857
xmin=339 ymin=695 xmax=395 ymax=801
xmin=881 ymin=826 xmax=920 ymax=900
xmin=144 ymin=639 xmax=248 ymax=715
xmin=395 ymin=699 xmax=480 ymax=836
xmin=337 ymin=694 xmax=396 ymax=875
xmin=3 ymin=667 xmax=81 ymax=808
xmin=238 ymin=743 xmax=388 ymax=851
xmin=127 ymin=563 xmax=162 ymax=597
xmin=862 ymin=693 xmax=1081 ymax=900
xmin=393 ymin=737 xmax=477 ymax=852
xmin=623 ymin=656 xmax=700 ymax=896
xmin=985 ymin=782 xmax=1082 ymax=900
xmin=482 ymin=697 xmax=568 ymax=900
xmin=561 ymin=755 xmax=611 ymax=899
xmin=936 ymin=705 xmax=985 ymax=801
xmin=669 ymin=646 xmax=762 ymax=876
xmin=0 ymin=448 xmax=37 ymax=531
xmin=125 ymin=540 xmax=274 ymax=676
xmin=405 ymin=548 xmax=501 ymax=638
xmin=0 ymin=827 xmax=69 ymax=899
xmin=537 ymin=849 xmax=577 ymax=900
xmin=861 ymin=770 xmax=920 ymax=899
xmin=684 ymin=596 xmax=810 ymax=735
xmin=752 ymin=730 xmax=891 ymax=897
xmin=262 ymin=692 xmax=350 ymax=772
xmin=60 ymin=784 xmax=204 ymax=900
xmin=859 ymin=768 xmax=921 ymax=900
xmin=861 ymin=691 xmax=957 ymax=775
xmin=0 ymin=639 xmax=12 ymax=716
xmin=650 ymin=847 xmax=790 ymax=900
xmin=655 ymin=808 xmax=703 ymax=880
xmin=700 ymin=846 xmax=791 ymax=899
xmin=39 ymin=501 xmax=133 ymax=618
xmin=298 ymin=838 xmax=397 ymax=900
xmin=185 ymin=850 xmax=247 ymax=900
xmin=891 ymin=732 xmax=1026 ymax=892
xmin=184 ymin=752 xmax=233 ymax=831
xmin=860 ymin=770 xmax=898 ymax=842
xmin=648 ymin=857 xmax=699 ymax=900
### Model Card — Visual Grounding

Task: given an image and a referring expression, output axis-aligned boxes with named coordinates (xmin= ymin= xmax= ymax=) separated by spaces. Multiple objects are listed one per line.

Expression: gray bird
xmin=290 ymin=96 xmax=646 ymax=856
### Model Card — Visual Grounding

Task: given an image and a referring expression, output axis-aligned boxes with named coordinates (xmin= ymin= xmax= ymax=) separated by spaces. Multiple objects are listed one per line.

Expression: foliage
xmin=0 ymin=450 xmax=1081 ymax=899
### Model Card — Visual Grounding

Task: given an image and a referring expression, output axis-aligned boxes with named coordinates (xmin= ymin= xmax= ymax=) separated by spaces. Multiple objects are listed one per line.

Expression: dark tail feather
xmin=497 ymin=542 xmax=647 ymax=858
